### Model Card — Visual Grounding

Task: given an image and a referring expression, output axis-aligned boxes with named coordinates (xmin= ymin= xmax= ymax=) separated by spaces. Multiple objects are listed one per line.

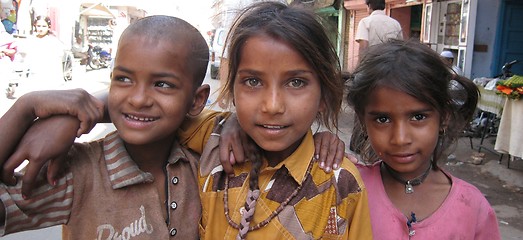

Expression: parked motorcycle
xmin=87 ymin=45 xmax=111 ymax=70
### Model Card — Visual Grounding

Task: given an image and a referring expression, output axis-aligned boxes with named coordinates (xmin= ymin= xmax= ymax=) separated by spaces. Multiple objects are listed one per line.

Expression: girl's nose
xmin=261 ymin=88 xmax=285 ymax=114
xmin=390 ymin=122 xmax=412 ymax=146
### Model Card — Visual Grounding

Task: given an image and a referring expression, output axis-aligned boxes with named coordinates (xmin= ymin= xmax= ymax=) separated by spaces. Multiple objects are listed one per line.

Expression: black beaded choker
xmin=382 ymin=162 xmax=432 ymax=194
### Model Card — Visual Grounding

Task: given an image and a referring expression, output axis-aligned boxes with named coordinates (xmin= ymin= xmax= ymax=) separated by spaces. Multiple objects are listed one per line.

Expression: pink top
xmin=357 ymin=162 xmax=501 ymax=240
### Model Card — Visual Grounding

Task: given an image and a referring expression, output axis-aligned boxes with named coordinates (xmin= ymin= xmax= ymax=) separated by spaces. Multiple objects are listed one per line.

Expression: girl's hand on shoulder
xmin=313 ymin=131 xmax=345 ymax=173
xmin=25 ymin=89 xmax=104 ymax=137
xmin=218 ymin=114 xmax=250 ymax=175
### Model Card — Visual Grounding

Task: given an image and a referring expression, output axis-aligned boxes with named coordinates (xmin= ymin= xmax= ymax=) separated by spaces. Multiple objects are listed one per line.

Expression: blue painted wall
xmin=470 ymin=0 xmax=501 ymax=79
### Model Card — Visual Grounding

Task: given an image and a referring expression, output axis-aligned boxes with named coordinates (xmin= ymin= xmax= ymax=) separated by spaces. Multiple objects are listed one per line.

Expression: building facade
xmin=343 ymin=0 xmax=523 ymax=79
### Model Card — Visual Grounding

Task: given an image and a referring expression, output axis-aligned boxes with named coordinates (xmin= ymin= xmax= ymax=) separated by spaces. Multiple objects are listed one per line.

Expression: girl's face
xmin=108 ymin=35 xmax=205 ymax=147
xmin=363 ymin=86 xmax=440 ymax=178
xmin=34 ymin=19 xmax=49 ymax=37
xmin=233 ymin=35 xmax=325 ymax=164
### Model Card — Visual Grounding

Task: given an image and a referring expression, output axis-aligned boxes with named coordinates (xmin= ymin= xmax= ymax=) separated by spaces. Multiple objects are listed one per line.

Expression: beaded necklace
xmin=224 ymin=159 xmax=315 ymax=231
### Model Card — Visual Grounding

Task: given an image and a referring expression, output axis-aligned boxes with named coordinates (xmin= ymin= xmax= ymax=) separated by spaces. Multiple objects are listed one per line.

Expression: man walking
xmin=355 ymin=0 xmax=403 ymax=52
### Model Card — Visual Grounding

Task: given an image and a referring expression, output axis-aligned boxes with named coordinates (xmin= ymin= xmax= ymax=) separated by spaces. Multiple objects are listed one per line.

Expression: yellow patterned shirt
xmin=181 ymin=110 xmax=373 ymax=239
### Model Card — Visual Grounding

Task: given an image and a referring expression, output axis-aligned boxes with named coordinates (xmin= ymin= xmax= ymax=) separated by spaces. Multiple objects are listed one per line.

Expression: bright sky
xmin=142 ymin=0 xmax=214 ymax=32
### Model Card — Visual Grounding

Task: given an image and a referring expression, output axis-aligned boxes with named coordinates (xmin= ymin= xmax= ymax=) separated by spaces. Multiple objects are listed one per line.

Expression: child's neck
xmin=263 ymin=138 xmax=303 ymax=167
xmin=124 ymin=138 xmax=176 ymax=172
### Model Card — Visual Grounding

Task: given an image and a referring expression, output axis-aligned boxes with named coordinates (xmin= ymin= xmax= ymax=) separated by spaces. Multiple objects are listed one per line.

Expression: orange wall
xmin=391 ymin=6 xmax=410 ymax=39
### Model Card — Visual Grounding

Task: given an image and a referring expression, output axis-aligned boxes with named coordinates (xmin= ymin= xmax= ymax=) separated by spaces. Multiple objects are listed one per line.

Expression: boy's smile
xmin=233 ymin=35 xmax=324 ymax=164
xmin=108 ymin=35 xmax=196 ymax=147
xmin=363 ymin=86 xmax=440 ymax=179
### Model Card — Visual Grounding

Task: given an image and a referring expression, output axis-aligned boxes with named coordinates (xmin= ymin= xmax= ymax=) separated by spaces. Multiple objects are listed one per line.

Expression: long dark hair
xmin=347 ymin=39 xmax=478 ymax=168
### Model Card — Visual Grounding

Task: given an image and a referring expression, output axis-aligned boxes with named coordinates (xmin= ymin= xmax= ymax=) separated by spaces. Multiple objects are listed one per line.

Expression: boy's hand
xmin=313 ymin=131 xmax=345 ymax=173
xmin=1 ymin=116 xmax=78 ymax=197
xmin=218 ymin=114 xmax=249 ymax=175
xmin=26 ymin=89 xmax=104 ymax=137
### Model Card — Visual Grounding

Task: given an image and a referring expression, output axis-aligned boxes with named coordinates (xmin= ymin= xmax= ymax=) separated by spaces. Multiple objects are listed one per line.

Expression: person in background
xmin=71 ymin=36 xmax=88 ymax=65
xmin=347 ymin=39 xmax=500 ymax=239
xmin=17 ymin=15 xmax=66 ymax=96
xmin=355 ymin=0 xmax=403 ymax=53
xmin=440 ymin=50 xmax=463 ymax=76
xmin=0 ymin=23 xmax=17 ymax=98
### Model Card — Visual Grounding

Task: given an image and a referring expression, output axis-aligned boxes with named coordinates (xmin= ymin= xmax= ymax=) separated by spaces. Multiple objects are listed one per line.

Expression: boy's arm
xmin=2 ymin=116 xmax=79 ymax=196
xmin=0 ymin=89 xmax=103 ymax=188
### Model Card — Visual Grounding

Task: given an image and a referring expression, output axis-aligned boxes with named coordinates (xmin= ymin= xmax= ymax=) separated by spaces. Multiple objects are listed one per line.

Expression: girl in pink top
xmin=347 ymin=39 xmax=501 ymax=239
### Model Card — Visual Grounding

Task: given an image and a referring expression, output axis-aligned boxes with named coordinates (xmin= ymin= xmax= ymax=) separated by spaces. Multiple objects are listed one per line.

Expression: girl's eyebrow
xmin=237 ymin=69 xmax=314 ymax=76
xmin=366 ymin=108 xmax=434 ymax=116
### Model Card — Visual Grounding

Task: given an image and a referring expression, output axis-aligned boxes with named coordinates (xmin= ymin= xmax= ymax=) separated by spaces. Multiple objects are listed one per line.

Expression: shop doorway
xmin=390 ymin=4 xmax=423 ymax=41
xmin=494 ymin=0 xmax=523 ymax=75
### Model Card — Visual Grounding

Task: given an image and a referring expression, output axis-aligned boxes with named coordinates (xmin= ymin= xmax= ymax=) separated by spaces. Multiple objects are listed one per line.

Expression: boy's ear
xmin=188 ymin=84 xmax=210 ymax=116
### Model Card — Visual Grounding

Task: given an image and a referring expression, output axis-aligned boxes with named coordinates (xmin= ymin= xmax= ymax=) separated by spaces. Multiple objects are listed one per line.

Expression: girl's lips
xmin=255 ymin=124 xmax=289 ymax=136
xmin=260 ymin=124 xmax=287 ymax=129
xmin=389 ymin=153 xmax=417 ymax=163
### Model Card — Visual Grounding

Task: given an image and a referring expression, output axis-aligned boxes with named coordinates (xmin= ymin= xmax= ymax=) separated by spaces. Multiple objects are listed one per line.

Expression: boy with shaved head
xmin=0 ymin=15 xmax=210 ymax=239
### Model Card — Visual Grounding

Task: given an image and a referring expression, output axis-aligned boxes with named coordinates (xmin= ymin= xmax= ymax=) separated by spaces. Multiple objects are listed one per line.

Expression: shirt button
xmin=170 ymin=201 xmax=177 ymax=210
xmin=170 ymin=228 xmax=177 ymax=236
xmin=171 ymin=177 xmax=179 ymax=185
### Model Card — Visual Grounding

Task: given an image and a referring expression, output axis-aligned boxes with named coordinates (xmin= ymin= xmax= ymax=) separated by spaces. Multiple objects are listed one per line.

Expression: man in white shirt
xmin=355 ymin=0 xmax=403 ymax=52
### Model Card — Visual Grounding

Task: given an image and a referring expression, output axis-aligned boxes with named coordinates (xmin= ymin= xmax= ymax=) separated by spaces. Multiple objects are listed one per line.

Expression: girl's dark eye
xmin=411 ymin=114 xmax=426 ymax=121
xmin=376 ymin=116 xmax=390 ymax=124
xmin=245 ymin=78 xmax=261 ymax=87
xmin=287 ymin=79 xmax=305 ymax=88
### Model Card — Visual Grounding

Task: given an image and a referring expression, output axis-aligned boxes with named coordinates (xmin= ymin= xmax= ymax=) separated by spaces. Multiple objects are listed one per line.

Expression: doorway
xmin=494 ymin=0 xmax=523 ymax=75
xmin=391 ymin=4 xmax=423 ymax=41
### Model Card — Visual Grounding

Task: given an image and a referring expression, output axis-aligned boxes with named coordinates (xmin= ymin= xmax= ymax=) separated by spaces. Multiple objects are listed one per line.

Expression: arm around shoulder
xmin=0 ymin=93 xmax=42 ymax=167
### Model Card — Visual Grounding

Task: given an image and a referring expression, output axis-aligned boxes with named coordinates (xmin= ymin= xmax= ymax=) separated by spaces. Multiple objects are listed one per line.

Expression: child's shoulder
xmin=445 ymin=171 xmax=485 ymax=197
xmin=66 ymin=139 xmax=104 ymax=168
xmin=312 ymin=157 xmax=367 ymax=190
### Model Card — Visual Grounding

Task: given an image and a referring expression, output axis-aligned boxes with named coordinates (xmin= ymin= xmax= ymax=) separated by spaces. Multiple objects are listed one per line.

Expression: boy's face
xmin=108 ymin=35 xmax=207 ymax=146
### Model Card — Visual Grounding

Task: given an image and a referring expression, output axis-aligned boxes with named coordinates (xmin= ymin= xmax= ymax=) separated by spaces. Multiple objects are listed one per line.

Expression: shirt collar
xmin=102 ymin=131 xmax=188 ymax=189
xmin=266 ymin=130 xmax=314 ymax=184
xmin=371 ymin=10 xmax=386 ymax=16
